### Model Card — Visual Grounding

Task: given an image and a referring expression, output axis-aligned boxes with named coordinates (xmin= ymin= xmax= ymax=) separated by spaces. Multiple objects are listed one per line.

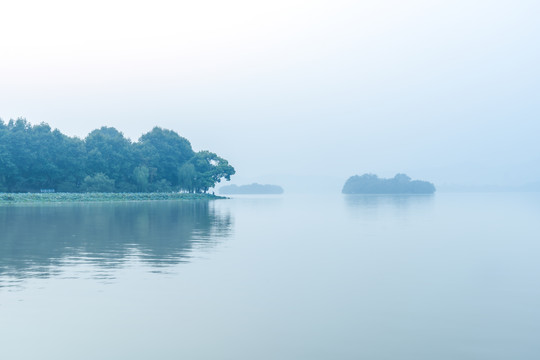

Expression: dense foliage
xmin=342 ymin=174 xmax=436 ymax=194
xmin=219 ymin=183 xmax=284 ymax=195
xmin=0 ymin=118 xmax=235 ymax=193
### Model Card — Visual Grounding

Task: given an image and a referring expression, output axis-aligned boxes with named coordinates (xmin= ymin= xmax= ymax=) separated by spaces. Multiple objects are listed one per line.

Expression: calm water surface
xmin=1 ymin=193 xmax=539 ymax=359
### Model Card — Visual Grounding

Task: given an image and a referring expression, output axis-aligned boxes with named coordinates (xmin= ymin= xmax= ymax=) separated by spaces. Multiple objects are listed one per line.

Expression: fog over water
xmin=1 ymin=0 xmax=539 ymax=191
xmin=1 ymin=194 xmax=540 ymax=359
xmin=2 ymin=3 xmax=539 ymax=359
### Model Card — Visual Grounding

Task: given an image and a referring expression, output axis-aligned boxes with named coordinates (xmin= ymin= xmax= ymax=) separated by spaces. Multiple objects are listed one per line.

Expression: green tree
xmin=137 ymin=127 xmax=194 ymax=187
xmin=133 ymin=166 xmax=150 ymax=192
xmin=177 ymin=163 xmax=196 ymax=193
xmin=82 ymin=173 xmax=115 ymax=192
xmin=188 ymin=151 xmax=235 ymax=193
xmin=85 ymin=127 xmax=134 ymax=188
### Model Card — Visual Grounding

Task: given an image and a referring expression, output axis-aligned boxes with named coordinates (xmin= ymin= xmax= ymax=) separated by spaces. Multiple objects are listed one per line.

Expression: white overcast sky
xmin=1 ymin=0 xmax=539 ymax=190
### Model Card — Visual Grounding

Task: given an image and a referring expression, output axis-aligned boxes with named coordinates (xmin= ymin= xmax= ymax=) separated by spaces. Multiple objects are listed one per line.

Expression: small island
xmin=219 ymin=183 xmax=284 ymax=195
xmin=342 ymin=174 xmax=436 ymax=194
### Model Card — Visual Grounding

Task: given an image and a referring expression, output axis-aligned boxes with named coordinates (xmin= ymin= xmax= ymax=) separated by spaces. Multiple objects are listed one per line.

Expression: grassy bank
xmin=0 ymin=192 xmax=226 ymax=204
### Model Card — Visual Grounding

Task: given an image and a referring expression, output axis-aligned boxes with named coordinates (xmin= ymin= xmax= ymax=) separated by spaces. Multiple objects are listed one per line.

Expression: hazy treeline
xmin=342 ymin=174 xmax=436 ymax=194
xmin=0 ymin=118 xmax=235 ymax=193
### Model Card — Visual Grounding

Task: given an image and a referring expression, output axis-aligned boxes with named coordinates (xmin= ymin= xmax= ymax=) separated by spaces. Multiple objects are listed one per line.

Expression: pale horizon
xmin=1 ymin=0 xmax=539 ymax=189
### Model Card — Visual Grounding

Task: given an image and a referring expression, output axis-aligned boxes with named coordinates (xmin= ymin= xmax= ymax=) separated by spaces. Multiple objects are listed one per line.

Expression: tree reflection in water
xmin=0 ymin=201 xmax=232 ymax=287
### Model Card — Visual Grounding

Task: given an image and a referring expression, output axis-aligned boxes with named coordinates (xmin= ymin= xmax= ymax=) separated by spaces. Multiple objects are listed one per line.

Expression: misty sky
xmin=1 ymin=0 xmax=539 ymax=190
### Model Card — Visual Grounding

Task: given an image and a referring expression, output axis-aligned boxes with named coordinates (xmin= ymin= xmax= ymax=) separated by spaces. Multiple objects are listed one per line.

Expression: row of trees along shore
xmin=0 ymin=119 xmax=235 ymax=193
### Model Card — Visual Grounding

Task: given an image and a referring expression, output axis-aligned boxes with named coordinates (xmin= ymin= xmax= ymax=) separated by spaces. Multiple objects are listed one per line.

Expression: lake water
xmin=1 ymin=193 xmax=539 ymax=359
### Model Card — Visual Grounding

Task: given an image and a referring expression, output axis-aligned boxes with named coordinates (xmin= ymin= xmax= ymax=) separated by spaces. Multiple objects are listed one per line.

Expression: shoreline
xmin=0 ymin=192 xmax=226 ymax=204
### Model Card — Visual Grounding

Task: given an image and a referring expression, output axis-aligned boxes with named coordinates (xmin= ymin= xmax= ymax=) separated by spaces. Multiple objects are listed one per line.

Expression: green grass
xmin=0 ymin=192 xmax=226 ymax=204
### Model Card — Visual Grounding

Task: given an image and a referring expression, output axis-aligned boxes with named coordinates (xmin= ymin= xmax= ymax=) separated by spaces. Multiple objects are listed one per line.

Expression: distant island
xmin=0 ymin=118 xmax=235 ymax=194
xmin=219 ymin=183 xmax=284 ymax=195
xmin=342 ymin=174 xmax=436 ymax=194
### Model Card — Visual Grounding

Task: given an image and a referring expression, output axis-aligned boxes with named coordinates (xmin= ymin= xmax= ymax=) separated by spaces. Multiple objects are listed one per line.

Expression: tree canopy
xmin=0 ymin=118 xmax=235 ymax=193
xmin=342 ymin=173 xmax=436 ymax=194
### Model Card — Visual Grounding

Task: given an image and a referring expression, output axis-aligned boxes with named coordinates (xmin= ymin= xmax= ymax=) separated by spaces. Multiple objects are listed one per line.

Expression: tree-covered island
xmin=342 ymin=174 xmax=436 ymax=194
xmin=219 ymin=183 xmax=284 ymax=195
xmin=0 ymin=118 xmax=235 ymax=194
